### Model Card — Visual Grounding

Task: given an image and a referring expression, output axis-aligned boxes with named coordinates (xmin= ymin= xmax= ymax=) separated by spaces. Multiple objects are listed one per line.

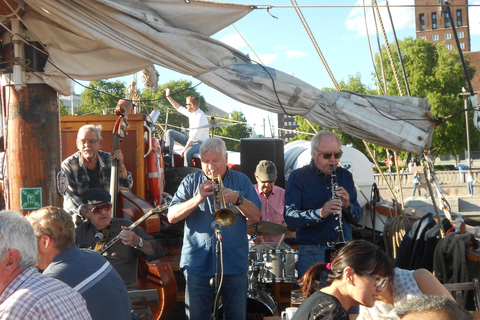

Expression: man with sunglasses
xmin=253 ymin=160 xmax=286 ymax=243
xmin=75 ymin=188 xmax=164 ymax=290
xmin=164 ymin=88 xmax=209 ymax=167
xmin=284 ymin=131 xmax=362 ymax=278
xmin=61 ymin=124 xmax=133 ymax=217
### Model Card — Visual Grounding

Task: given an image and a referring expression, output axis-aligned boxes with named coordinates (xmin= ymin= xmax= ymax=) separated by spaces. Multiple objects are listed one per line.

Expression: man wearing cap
xmin=75 ymin=188 xmax=164 ymax=290
xmin=27 ymin=206 xmax=131 ymax=320
xmin=61 ymin=124 xmax=134 ymax=216
xmin=253 ymin=160 xmax=286 ymax=243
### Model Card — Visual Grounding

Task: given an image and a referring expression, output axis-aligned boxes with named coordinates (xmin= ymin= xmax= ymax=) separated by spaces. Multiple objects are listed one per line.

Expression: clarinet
xmin=330 ymin=165 xmax=346 ymax=249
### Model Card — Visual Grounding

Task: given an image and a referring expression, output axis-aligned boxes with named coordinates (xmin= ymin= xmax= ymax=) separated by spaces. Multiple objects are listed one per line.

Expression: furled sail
xmin=17 ymin=0 xmax=434 ymax=154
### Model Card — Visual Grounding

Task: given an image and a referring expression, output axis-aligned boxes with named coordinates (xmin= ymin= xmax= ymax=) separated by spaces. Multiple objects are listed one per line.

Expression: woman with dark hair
xmin=292 ymin=240 xmax=394 ymax=320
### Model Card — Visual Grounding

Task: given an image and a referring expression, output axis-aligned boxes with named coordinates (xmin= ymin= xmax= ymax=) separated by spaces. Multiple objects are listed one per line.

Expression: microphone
xmin=211 ymin=220 xmax=222 ymax=241
xmin=87 ymin=232 xmax=104 ymax=249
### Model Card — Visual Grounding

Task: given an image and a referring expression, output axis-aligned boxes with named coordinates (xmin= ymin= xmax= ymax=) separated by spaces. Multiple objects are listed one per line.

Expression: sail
xmin=18 ymin=0 xmax=433 ymax=154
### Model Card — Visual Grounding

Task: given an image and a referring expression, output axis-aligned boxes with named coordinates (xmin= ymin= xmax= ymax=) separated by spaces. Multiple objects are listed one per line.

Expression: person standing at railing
xmin=412 ymin=172 xmax=421 ymax=197
xmin=467 ymin=170 xmax=475 ymax=196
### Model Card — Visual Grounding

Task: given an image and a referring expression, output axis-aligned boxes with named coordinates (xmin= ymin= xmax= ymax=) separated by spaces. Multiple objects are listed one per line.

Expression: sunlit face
xmin=76 ymin=130 xmax=102 ymax=162
xmin=86 ymin=202 xmax=112 ymax=230
xmin=351 ymin=270 xmax=389 ymax=308
xmin=185 ymin=98 xmax=197 ymax=113
xmin=313 ymin=135 xmax=342 ymax=175
xmin=35 ymin=235 xmax=50 ymax=271
xmin=255 ymin=174 xmax=275 ymax=196
xmin=201 ymin=149 xmax=228 ymax=180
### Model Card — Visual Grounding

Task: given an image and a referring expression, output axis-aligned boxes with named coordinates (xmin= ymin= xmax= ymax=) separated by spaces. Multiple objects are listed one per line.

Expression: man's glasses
xmin=77 ymin=139 xmax=99 ymax=145
xmin=356 ymin=270 xmax=388 ymax=289
xmin=315 ymin=149 xmax=343 ymax=160
xmin=91 ymin=203 xmax=113 ymax=214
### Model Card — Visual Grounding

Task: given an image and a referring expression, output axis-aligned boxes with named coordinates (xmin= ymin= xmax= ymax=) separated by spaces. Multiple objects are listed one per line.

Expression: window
xmin=458 ymin=31 xmax=464 ymax=38
xmin=433 ymin=34 xmax=439 ymax=41
xmin=445 ymin=33 xmax=451 ymax=40
xmin=419 ymin=14 xmax=425 ymax=30
xmin=432 ymin=13 xmax=437 ymax=29
xmin=445 ymin=12 xmax=451 ymax=28
xmin=457 ymin=9 xmax=462 ymax=26
xmin=420 ymin=36 xmax=427 ymax=40
xmin=446 ymin=44 xmax=452 ymax=50
xmin=461 ymin=43 xmax=465 ymax=49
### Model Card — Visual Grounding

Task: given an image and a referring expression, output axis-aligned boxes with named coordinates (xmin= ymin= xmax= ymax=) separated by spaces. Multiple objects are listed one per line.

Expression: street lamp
xmin=459 ymin=88 xmax=471 ymax=168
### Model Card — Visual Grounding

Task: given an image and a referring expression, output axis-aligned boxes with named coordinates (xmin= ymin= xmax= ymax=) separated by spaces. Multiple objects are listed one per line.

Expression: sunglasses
xmin=356 ymin=270 xmax=388 ymax=289
xmin=91 ymin=203 xmax=112 ymax=214
xmin=316 ymin=149 xmax=343 ymax=159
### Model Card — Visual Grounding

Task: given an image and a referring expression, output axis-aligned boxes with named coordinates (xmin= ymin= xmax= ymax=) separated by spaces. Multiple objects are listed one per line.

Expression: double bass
xmin=110 ymin=110 xmax=177 ymax=320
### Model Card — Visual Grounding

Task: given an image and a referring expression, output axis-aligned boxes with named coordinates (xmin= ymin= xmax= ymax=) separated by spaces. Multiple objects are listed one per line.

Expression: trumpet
xmin=330 ymin=165 xmax=346 ymax=249
xmin=212 ymin=174 xmax=235 ymax=227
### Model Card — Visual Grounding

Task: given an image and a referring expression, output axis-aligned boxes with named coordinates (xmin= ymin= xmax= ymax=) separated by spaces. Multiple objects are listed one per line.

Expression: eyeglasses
xmin=356 ymin=270 xmax=388 ymax=289
xmin=315 ymin=149 xmax=343 ymax=160
xmin=77 ymin=139 xmax=99 ymax=145
xmin=91 ymin=203 xmax=113 ymax=214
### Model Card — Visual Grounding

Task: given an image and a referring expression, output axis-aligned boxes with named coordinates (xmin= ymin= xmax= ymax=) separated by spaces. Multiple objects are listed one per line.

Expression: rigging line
xmin=372 ymin=0 xmax=404 ymax=97
xmin=363 ymin=0 xmax=385 ymax=95
xmin=373 ymin=5 xmax=388 ymax=95
xmin=290 ymin=0 xmax=339 ymax=91
xmin=267 ymin=4 xmax=476 ymax=8
xmin=385 ymin=0 xmax=411 ymax=96
xmin=231 ymin=24 xmax=264 ymax=65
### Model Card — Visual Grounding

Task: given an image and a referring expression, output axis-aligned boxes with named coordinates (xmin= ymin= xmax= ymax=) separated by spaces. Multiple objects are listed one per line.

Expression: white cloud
xmin=285 ymin=50 xmax=308 ymax=59
xmin=219 ymin=34 xmax=247 ymax=50
xmin=470 ymin=2 xmax=480 ymax=35
xmin=258 ymin=54 xmax=278 ymax=65
xmin=345 ymin=0 xmax=415 ymax=37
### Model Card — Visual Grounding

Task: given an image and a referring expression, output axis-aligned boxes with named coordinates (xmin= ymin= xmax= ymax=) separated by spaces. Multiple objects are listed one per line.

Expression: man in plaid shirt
xmin=61 ymin=124 xmax=133 ymax=216
xmin=0 ymin=210 xmax=91 ymax=319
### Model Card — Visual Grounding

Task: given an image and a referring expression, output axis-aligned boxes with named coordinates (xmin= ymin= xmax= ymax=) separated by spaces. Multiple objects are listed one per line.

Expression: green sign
xmin=20 ymin=188 xmax=42 ymax=210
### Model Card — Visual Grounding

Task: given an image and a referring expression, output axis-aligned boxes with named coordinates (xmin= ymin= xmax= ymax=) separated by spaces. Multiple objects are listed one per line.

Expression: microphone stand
xmin=211 ymin=233 xmax=223 ymax=320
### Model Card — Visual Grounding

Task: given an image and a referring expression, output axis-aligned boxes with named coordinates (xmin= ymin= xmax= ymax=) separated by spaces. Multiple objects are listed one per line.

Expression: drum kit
xmin=246 ymin=221 xmax=298 ymax=318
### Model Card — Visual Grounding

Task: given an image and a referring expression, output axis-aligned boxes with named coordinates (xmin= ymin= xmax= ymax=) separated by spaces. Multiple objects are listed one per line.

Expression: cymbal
xmin=247 ymin=221 xmax=287 ymax=236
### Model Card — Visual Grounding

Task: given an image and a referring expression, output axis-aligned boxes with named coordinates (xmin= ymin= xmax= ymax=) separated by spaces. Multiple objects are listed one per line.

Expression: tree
xmin=214 ymin=110 xmax=251 ymax=151
xmin=78 ymin=80 xmax=126 ymax=115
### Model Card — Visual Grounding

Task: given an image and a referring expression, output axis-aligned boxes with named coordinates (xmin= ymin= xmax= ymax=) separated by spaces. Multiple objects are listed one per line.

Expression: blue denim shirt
xmin=284 ymin=160 xmax=362 ymax=245
xmin=171 ymin=168 xmax=261 ymax=276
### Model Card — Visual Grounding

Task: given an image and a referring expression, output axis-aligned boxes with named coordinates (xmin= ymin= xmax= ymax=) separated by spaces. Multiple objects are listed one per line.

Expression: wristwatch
xmin=137 ymin=237 xmax=144 ymax=248
xmin=234 ymin=194 xmax=244 ymax=206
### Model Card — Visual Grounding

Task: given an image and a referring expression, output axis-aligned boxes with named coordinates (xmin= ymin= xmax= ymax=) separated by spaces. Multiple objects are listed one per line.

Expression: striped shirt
xmin=0 ymin=267 xmax=91 ymax=319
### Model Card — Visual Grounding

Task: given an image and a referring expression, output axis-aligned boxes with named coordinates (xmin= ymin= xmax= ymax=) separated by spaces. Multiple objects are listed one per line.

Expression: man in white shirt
xmin=165 ymin=88 xmax=209 ymax=167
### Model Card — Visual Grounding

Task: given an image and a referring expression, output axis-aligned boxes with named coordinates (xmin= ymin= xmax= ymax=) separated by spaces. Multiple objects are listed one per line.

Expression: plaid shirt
xmin=61 ymin=150 xmax=133 ymax=215
xmin=0 ymin=267 xmax=91 ymax=319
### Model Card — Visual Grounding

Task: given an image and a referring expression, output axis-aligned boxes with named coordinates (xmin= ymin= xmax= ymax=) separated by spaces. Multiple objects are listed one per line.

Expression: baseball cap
xmin=255 ymin=160 xmax=277 ymax=182
xmin=82 ymin=188 xmax=111 ymax=205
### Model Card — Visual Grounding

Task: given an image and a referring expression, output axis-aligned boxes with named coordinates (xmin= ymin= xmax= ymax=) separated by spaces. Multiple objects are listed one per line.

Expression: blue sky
xmin=77 ymin=0 xmax=480 ymax=136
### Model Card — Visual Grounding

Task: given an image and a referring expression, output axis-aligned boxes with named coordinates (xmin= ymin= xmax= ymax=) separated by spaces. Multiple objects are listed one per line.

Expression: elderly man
xmin=27 ymin=206 xmax=131 ymax=320
xmin=254 ymin=160 xmax=286 ymax=243
xmin=396 ymin=295 xmax=472 ymax=320
xmin=164 ymin=88 xmax=209 ymax=167
xmin=75 ymin=188 xmax=164 ymax=290
xmin=284 ymin=131 xmax=362 ymax=277
xmin=61 ymin=124 xmax=133 ymax=215
xmin=168 ymin=137 xmax=262 ymax=320
xmin=0 ymin=210 xmax=91 ymax=319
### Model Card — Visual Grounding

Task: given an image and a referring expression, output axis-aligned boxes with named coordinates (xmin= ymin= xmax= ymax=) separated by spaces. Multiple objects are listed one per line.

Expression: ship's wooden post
xmin=2 ymin=84 xmax=62 ymax=214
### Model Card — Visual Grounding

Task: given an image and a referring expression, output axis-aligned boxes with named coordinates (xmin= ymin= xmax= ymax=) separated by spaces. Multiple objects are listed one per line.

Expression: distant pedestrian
xmin=408 ymin=160 xmax=413 ymax=173
xmin=413 ymin=172 xmax=421 ymax=197
xmin=467 ymin=170 xmax=474 ymax=196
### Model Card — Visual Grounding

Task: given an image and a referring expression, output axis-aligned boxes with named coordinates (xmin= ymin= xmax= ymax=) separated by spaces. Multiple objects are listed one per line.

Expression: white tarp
xmin=16 ymin=0 xmax=434 ymax=154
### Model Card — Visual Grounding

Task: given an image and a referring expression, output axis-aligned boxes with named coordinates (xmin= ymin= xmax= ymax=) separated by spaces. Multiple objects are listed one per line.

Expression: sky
xmin=77 ymin=0 xmax=480 ymax=136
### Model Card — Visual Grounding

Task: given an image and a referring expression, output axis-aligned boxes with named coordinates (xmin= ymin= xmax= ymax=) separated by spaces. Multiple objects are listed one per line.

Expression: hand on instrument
xmin=221 ymin=188 xmax=238 ymax=205
xmin=112 ymin=149 xmax=125 ymax=167
xmin=119 ymin=226 xmax=140 ymax=246
xmin=319 ymin=199 xmax=342 ymax=219
xmin=198 ymin=180 xmax=215 ymax=199
xmin=335 ymin=186 xmax=350 ymax=208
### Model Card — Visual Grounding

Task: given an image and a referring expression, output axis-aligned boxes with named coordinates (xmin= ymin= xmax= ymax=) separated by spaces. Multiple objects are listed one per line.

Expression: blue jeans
xmin=297 ymin=244 xmax=330 ymax=278
xmin=183 ymin=269 xmax=247 ymax=320
xmin=165 ymin=129 xmax=201 ymax=167
xmin=468 ymin=181 xmax=474 ymax=195
xmin=413 ymin=182 xmax=421 ymax=196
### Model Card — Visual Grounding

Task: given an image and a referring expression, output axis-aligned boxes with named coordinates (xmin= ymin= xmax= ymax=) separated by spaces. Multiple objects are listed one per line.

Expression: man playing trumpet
xmin=168 ymin=137 xmax=262 ymax=320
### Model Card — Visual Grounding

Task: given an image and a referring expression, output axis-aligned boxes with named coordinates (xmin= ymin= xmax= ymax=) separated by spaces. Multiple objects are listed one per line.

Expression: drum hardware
xmin=248 ymin=243 xmax=298 ymax=284
xmin=217 ymin=289 xmax=278 ymax=319
xmin=247 ymin=221 xmax=288 ymax=237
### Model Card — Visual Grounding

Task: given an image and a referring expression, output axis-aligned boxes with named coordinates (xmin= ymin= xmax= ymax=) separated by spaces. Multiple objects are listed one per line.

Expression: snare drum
xmin=249 ymin=243 xmax=297 ymax=283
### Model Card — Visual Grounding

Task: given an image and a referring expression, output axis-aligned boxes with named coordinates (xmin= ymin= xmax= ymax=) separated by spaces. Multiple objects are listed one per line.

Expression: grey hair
xmin=78 ymin=124 xmax=103 ymax=141
xmin=0 ymin=210 xmax=38 ymax=269
xmin=310 ymin=130 xmax=341 ymax=158
xmin=395 ymin=295 xmax=472 ymax=320
xmin=200 ymin=137 xmax=227 ymax=158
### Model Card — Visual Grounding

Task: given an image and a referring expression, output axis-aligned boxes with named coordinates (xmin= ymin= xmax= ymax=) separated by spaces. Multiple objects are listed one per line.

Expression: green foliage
xmin=78 ymin=80 xmax=126 ymax=115
xmin=58 ymin=100 xmax=70 ymax=116
xmin=214 ymin=110 xmax=251 ymax=151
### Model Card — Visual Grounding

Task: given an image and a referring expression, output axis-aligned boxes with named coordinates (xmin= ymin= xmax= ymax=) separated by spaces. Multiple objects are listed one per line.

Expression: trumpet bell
xmin=214 ymin=207 xmax=236 ymax=227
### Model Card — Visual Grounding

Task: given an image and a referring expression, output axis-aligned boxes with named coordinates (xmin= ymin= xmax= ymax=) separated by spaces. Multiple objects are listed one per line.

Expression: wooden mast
xmin=1 ymin=17 xmax=62 ymax=214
